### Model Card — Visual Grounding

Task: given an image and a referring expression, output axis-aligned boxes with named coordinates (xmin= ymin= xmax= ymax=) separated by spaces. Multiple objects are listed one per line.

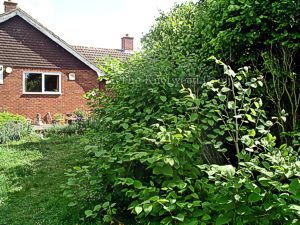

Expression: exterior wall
xmin=0 ymin=67 xmax=99 ymax=120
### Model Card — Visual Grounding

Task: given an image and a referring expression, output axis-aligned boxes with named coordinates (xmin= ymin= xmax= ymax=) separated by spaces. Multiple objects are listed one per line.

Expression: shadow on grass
xmin=0 ymin=135 xmax=88 ymax=225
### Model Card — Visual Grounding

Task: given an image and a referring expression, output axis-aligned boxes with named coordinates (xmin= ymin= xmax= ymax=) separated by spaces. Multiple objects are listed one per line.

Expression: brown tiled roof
xmin=0 ymin=8 xmax=104 ymax=75
xmin=72 ymin=46 xmax=133 ymax=66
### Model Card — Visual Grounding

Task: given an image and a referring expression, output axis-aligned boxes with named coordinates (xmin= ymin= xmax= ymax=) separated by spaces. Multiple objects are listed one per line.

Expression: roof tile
xmin=72 ymin=46 xmax=133 ymax=66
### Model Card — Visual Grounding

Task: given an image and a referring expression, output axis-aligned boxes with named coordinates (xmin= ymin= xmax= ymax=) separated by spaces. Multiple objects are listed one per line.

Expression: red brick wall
xmin=0 ymin=67 xmax=99 ymax=120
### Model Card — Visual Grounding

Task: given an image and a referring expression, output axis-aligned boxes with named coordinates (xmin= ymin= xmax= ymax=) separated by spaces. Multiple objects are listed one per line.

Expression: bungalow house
xmin=0 ymin=0 xmax=133 ymax=122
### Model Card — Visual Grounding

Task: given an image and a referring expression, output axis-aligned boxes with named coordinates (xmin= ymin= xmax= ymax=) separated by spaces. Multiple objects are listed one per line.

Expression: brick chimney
xmin=4 ymin=0 xmax=18 ymax=13
xmin=121 ymin=34 xmax=134 ymax=51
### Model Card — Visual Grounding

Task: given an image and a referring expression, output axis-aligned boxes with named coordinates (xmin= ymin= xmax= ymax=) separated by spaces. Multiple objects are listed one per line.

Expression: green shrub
xmin=0 ymin=112 xmax=27 ymax=126
xmin=63 ymin=0 xmax=300 ymax=223
xmin=64 ymin=61 xmax=300 ymax=224
xmin=0 ymin=112 xmax=31 ymax=144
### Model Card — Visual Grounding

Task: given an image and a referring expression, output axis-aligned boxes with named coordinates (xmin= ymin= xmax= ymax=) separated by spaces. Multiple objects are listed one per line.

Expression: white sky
xmin=4 ymin=0 xmax=193 ymax=50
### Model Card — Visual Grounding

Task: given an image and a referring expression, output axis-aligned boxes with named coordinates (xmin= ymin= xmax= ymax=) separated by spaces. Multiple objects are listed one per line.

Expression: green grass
xmin=0 ymin=135 xmax=88 ymax=225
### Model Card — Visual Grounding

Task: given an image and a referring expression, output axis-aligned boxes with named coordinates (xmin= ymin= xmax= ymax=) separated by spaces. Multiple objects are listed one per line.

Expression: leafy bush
xmin=63 ymin=0 xmax=300 ymax=223
xmin=0 ymin=112 xmax=31 ymax=144
xmin=64 ymin=61 xmax=300 ymax=224
xmin=143 ymin=0 xmax=300 ymax=138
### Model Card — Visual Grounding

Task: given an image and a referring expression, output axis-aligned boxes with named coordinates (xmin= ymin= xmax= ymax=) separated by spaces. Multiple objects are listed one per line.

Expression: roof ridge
xmin=72 ymin=45 xmax=130 ymax=52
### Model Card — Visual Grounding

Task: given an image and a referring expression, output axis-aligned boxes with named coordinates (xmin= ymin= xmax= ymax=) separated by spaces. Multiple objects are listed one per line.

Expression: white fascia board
xmin=0 ymin=9 xmax=105 ymax=77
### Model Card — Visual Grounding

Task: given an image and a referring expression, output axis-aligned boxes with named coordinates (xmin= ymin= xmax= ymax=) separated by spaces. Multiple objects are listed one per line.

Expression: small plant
xmin=0 ymin=112 xmax=32 ymax=144
xmin=53 ymin=113 xmax=64 ymax=125
xmin=74 ymin=108 xmax=86 ymax=119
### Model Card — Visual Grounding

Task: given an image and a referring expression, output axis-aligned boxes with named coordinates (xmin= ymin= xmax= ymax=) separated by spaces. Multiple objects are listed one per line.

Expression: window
xmin=23 ymin=72 xmax=61 ymax=94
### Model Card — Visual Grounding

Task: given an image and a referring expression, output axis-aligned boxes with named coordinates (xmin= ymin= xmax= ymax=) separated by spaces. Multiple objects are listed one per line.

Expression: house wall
xmin=0 ymin=67 xmax=99 ymax=120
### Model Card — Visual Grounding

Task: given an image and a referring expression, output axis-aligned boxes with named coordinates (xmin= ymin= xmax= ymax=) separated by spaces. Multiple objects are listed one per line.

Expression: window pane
xmin=25 ymin=73 xmax=42 ymax=92
xmin=44 ymin=75 xmax=60 ymax=92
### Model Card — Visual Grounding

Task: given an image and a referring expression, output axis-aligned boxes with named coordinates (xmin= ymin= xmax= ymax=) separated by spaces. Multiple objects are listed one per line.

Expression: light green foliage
xmin=53 ymin=113 xmax=64 ymax=121
xmin=0 ymin=112 xmax=27 ymax=126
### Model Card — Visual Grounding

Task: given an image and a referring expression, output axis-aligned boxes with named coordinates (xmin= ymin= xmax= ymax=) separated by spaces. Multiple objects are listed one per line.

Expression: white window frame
xmin=23 ymin=72 xmax=62 ymax=95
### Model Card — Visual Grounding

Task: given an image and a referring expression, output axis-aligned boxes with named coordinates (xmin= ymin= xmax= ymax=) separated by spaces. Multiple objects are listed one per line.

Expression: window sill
xmin=22 ymin=92 xmax=62 ymax=95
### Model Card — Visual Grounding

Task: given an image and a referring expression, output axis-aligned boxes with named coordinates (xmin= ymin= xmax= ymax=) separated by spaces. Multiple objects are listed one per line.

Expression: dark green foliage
xmin=142 ymin=0 xmax=300 ymax=132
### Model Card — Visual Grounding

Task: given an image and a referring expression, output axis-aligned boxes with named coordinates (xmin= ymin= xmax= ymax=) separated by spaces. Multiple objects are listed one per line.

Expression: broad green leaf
xmin=202 ymin=214 xmax=211 ymax=221
xmin=221 ymin=87 xmax=231 ymax=92
xmin=134 ymin=180 xmax=143 ymax=189
xmin=153 ymin=165 xmax=173 ymax=177
xmin=190 ymin=113 xmax=198 ymax=121
xmin=160 ymin=96 xmax=167 ymax=102
xmin=135 ymin=205 xmax=143 ymax=215
xmin=85 ymin=210 xmax=93 ymax=217
xmin=161 ymin=217 xmax=172 ymax=224
xmin=173 ymin=214 xmax=185 ymax=222
xmin=289 ymin=204 xmax=300 ymax=216
xmin=185 ymin=218 xmax=198 ymax=225
xmin=164 ymin=158 xmax=175 ymax=166
xmin=254 ymin=102 xmax=260 ymax=109
xmin=245 ymin=114 xmax=254 ymax=122
xmin=163 ymin=144 xmax=173 ymax=151
xmin=102 ymin=201 xmax=110 ymax=209
xmin=143 ymin=204 xmax=153 ymax=214
xmin=207 ymin=119 xmax=214 ymax=126
xmin=289 ymin=179 xmax=300 ymax=201
xmin=121 ymin=123 xmax=129 ymax=129
xmin=103 ymin=215 xmax=112 ymax=222
xmin=249 ymin=129 xmax=256 ymax=137
xmin=228 ymin=101 xmax=235 ymax=109
xmin=93 ymin=204 xmax=101 ymax=211
xmin=68 ymin=202 xmax=77 ymax=207
xmin=218 ymin=94 xmax=226 ymax=102
xmin=216 ymin=214 xmax=231 ymax=225
xmin=248 ymin=193 xmax=261 ymax=203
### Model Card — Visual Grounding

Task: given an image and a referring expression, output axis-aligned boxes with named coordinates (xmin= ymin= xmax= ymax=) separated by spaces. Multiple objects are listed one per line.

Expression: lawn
xmin=0 ymin=135 xmax=87 ymax=225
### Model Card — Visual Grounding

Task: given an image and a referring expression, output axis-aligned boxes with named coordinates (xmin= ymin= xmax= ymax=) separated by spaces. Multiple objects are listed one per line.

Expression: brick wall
xmin=0 ymin=67 xmax=99 ymax=120
xmin=121 ymin=35 xmax=134 ymax=51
